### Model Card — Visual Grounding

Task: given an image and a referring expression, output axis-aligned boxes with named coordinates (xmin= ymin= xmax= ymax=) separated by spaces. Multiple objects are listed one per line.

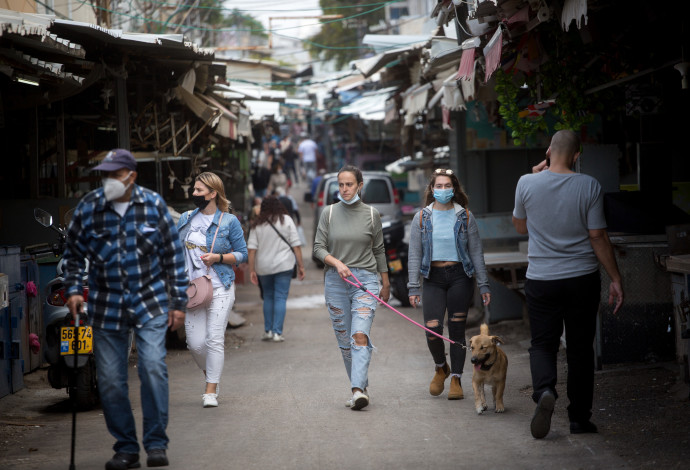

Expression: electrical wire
xmin=74 ymin=0 xmax=397 ymax=34
xmin=136 ymin=0 xmax=395 ymax=13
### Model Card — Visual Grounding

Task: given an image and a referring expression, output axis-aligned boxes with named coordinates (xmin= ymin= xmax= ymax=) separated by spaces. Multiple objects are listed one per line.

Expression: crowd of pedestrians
xmin=61 ymin=128 xmax=623 ymax=468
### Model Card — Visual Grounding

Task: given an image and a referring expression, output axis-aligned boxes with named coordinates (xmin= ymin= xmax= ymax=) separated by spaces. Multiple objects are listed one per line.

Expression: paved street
xmin=1 ymin=180 xmax=633 ymax=469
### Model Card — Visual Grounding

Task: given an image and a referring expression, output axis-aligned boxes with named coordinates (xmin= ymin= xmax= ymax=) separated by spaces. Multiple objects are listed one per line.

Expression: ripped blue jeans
xmin=324 ymin=267 xmax=379 ymax=391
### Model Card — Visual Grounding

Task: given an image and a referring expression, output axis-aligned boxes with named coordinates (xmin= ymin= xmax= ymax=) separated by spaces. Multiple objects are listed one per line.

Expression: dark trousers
xmin=284 ymin=161 xmax=299 ymax=183
xmin=525 ymin=271 xmax=600 ymax=423
xmin=422 ymin=264 xmax=475 ymax=375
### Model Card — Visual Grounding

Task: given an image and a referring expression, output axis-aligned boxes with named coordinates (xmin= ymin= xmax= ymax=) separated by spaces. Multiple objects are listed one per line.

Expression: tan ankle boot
xmin=429 ymin=363 xmax=450 ymax=396
xmin=448 ymin=376 xmax=464 ymax=400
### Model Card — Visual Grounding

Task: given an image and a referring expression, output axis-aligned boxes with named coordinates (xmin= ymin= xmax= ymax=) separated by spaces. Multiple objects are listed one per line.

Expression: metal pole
xmin=69 ymin=313 xmax=80 ymax=470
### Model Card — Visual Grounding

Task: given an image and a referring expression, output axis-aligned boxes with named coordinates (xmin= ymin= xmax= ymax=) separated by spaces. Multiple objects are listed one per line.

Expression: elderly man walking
xmin=63 ymin=149 xmax=188 ymax=469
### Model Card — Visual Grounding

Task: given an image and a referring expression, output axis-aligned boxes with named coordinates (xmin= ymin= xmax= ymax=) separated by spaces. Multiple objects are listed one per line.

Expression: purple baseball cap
xmin=92 ymin=149 xmax=137 ymax=172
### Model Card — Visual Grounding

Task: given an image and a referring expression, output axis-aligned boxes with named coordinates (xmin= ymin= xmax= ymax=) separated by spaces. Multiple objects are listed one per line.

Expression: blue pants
xmin=324 ymin=268 xmax=379 ymax=391
xmin=258 ymin=269 xmax=293 ymax=335
xmin=94 ymin=313 xmax=169 ymax=454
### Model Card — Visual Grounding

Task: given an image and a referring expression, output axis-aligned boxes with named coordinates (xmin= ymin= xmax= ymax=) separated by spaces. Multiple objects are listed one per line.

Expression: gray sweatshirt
xmin=313 ymin=200 xmax=387 ymax=273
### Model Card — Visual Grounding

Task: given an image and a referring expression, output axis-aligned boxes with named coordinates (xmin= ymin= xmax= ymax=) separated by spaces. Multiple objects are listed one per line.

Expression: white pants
xmin=184 ymin=285 xmax=235 ymax=384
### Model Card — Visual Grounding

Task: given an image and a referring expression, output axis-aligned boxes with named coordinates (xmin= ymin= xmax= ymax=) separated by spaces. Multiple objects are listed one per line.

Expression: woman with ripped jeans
xmin=313 ymin=165 xmax=389 ymax=410
xmin=407 ymin=169 xmax=491 ymax=400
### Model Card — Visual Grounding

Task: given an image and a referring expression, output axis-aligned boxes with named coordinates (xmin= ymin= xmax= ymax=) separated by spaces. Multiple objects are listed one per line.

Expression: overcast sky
xmin=223 ymin=0 xmax=324 ymax=39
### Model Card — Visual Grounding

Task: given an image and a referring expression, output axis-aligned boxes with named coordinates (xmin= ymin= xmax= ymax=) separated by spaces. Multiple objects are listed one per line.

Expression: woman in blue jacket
xmin=178 ymin=172 xmax=248 ymax=408
xmin=407 ymin=169 xmax=491 ymax=401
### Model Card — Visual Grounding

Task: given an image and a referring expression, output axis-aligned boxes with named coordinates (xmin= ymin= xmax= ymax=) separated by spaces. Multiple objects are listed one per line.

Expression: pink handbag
xmin=186 ymin=213 xmax=223 ymax=309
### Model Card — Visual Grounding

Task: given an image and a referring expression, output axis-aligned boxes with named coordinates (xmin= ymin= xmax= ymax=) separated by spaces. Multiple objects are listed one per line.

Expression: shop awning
xmin=401 ymin=83 xmax=432 ymax=126
xmin=352 ymin=40 xmax=427 ymax=78
xmin=196 ymin=93 xmax=238 ymax=140
xmin=422 ymin=36 xmax=465 ymax=78
xmin=339 ymin=86 xmax=398 ymax=121
xmin=243 ymin=100 xmax=281 ymax=120
xmin=362 ymin=34 xmax=430 ymax=53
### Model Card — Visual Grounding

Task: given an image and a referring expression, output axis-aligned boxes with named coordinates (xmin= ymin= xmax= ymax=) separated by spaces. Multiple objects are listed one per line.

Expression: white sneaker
xmin=351 ymin=390 xmax=369 ymax=411
xmin=272 ymin=334 xmax=285 ymax=342
xmin=202 ymin=393 xmax=218 ymax=408
xmin=261 ymin=331 xmax=274 ymax=341
xmin=228 ymin=311 xmax=246 ymax=327
xmin=345 ymin=388 xmax=368 ymax=407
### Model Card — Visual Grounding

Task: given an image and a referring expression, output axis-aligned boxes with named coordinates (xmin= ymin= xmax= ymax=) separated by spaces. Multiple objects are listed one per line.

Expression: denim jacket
xmin=178 ymin=208 xmax=248 ymax=289
xmin=407 ymin=202 xmax=490 ymax=297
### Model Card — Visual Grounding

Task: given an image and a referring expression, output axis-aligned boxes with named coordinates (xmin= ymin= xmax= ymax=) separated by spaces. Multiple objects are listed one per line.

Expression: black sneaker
xmin=105 ymin=452 xmax=140 ymax=470
xmin=530 ymin=390 xmax=555 ymax=439
xmin=146 ymin=449 xmax=169 ymax=467
xmin=570 ymin=420 xmax=598 ymax=434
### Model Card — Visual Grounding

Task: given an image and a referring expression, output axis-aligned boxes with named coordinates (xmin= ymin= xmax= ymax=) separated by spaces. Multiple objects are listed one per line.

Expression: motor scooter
xmin=34 ymin=208 xmax=98 ymax=410
xmin=382 ymin=218 xmax=410 ymax=307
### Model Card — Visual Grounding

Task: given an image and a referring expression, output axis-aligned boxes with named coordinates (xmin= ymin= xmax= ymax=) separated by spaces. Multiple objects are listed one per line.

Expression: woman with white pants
xmin=177 ymin=172 xmax=248 ymax=407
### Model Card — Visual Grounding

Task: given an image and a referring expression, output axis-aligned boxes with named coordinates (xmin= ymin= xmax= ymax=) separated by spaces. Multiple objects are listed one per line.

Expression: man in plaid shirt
xmin=63 ymin=149 xmax=188 ymax=470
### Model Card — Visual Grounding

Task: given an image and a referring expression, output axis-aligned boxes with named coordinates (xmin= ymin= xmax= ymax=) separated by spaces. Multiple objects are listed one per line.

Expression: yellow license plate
xmin=388 ymin=259 xmax=403 ymax=273
xmin=60 ymin=326 xmax=93 ymax=355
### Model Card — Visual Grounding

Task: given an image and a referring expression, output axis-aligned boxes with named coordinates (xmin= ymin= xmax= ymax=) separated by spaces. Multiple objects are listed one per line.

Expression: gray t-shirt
xmin=513 ymin=171 xmax=606 ymax=281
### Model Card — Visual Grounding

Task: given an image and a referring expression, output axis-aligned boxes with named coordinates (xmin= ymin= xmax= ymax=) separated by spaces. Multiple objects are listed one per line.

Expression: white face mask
xmin=340 ymin=192 xmax=360 ymax=205
xmin=103 ymin=171 xmax=133 ymax=201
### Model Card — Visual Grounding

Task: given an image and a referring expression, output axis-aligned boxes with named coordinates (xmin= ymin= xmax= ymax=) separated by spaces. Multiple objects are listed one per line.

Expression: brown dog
xmin=468 ymin=323 xmax=508 ymax=414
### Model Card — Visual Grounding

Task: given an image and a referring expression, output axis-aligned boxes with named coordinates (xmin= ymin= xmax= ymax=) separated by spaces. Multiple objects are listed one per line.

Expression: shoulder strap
xmin=268 ymin=221 xmax=297 ymax=261
xmin=268 ymin=221 xmax=292 ymax=249
xmin=328 ymin=205 xmax=333 ymax=224
xmin=204 ymin=212 xmax=224 ymax=273
xmin=370 ymin=206 xmax=374 ymax=226
xmin=419 ymin=209 xmax=423 ymax=229
xmin=209 ymin=212 xmax=224 ymax=253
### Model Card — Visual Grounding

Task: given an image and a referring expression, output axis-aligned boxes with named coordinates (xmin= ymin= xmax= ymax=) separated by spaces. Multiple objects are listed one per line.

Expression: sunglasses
xmin=434 ymin=168 xmax=454 ymax=175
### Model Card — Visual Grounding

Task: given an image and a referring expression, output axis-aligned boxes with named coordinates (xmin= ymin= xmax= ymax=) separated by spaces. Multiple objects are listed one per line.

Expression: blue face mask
xmin=340 ymin=192 xmax=360 ymax=205
xmin=433 ymin=188 xmax=454 ymax=204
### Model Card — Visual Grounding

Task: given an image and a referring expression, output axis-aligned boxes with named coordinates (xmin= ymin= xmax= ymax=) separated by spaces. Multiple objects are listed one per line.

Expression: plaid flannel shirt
xmin=63 ymin=184 xmax=189 ymax=330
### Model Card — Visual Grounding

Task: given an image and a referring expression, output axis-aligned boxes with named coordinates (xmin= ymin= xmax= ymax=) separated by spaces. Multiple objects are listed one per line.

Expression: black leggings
xmin=422 ymin=264 xmax=475 ymax=375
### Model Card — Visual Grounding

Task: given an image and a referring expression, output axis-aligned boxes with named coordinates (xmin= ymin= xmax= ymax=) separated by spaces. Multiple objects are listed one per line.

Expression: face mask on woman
xmin=103 ymin=172 xmax=133 ymax=201
xmin=433 ymin=188 xmax=454 ymax=204
xmin=340 ymin=192 xmax=360 ymax=205
xmin=192 ymin=195 xmax=211 ymax=210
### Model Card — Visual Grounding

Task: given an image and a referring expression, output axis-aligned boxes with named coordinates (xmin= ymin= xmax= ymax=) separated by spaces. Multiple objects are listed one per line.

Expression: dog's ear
xmin=492 ymin=335 xmax=506 ymax=346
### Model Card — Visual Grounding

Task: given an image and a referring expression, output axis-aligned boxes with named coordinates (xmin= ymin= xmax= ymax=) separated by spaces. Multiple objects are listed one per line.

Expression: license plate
xmin=60 ymin=326 xmax=93 ymax=355
xmin=388 ymin=259 xmax=403 ymax=273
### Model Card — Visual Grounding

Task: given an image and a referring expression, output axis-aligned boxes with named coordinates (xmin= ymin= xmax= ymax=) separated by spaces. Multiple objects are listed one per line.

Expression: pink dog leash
xmin=342 ymin=272 xmax=456 ymax=345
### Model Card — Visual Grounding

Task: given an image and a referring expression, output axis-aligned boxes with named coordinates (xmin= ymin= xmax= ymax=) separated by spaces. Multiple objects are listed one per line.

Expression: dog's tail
xmin=480 ymin=323 xmax=489 ymax=336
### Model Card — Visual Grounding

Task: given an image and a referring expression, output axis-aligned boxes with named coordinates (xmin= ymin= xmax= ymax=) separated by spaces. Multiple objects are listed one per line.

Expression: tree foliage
xmin=221 ymin=8 xmax=267 ymax=39
xmin=496 ymin=22 xmax=613 ymax=145
xmin=307 ymin=0 xmax=385 ymax=69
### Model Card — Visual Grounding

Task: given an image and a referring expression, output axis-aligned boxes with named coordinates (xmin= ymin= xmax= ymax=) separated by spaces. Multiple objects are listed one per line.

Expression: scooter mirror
xmin=34 ymin=208 xmax=53 ymax=228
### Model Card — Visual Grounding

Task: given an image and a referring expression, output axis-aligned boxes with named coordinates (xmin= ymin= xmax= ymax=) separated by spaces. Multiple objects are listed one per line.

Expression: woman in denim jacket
xmin=177 ymin=172 xmax=248 ymax=408
xmin=407 ymin=169 xmax=491 ymax=401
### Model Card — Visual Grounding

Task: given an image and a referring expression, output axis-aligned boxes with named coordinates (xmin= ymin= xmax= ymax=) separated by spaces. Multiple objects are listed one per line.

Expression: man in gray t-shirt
xmin=512 ymin=130 xmax=623 ymax=440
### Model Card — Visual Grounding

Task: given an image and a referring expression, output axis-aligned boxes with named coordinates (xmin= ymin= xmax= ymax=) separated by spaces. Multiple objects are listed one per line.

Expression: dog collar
xmin=480 ymin=361 xmax=494 ymax=371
